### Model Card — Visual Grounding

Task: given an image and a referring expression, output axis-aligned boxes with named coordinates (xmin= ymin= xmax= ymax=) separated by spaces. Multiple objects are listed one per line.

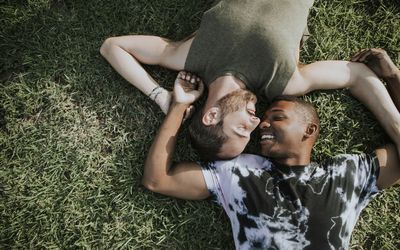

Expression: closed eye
xmin=273 ymin=115 xmax=286 ymax=121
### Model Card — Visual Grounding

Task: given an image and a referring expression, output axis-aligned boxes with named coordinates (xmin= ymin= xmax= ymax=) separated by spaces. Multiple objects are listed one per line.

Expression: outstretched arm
xmin=142 ymin=72 xmax=209 ymax=200
xmin=100 ymin=35 xmax=194 ymax=114
xmin=351 ymin=48 xmax=400 ymax=111
xmin=290 ymin=60 xmax=400 ymax=160
xmin=351 ymin=49 xmax=400 ymax=189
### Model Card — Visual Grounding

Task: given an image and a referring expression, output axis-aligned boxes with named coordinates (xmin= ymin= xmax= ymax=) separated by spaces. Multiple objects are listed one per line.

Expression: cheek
xmin=287 ymin=124 xmax=304 ymax=134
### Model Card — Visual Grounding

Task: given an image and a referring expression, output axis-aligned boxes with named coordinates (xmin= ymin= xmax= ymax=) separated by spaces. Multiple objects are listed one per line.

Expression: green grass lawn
xmin=1 ymin=0 xmax=399 ymax=249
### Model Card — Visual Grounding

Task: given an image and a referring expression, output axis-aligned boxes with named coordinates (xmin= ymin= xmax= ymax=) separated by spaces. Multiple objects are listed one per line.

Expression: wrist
xmin=385 ymin=68 xmax=400 ymax=83
xmin=169 ymin=101 xmax=190 ymax=111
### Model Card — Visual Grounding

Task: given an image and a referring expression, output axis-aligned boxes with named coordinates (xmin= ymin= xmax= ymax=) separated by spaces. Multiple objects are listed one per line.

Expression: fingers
xmin=177 ymin=71 xmax=187 ymax=80
xmin=351 ymin=48 xmax=387 ymax=62
xmin=351 ymin=49 xmax=371 ymax=62
xmin=182 ymin=105 xmax=196 ymax=123
xmin=358 ymin=51 xmax=371 ymax=62
xmin=350 ymin=49 xmax=365 ymax=62
xmin=179 ymin=71 xmax=199 ymax=83
xmin=369 ymin=48 xmax=386 ymax=55
xmin=189 ymin=81 xmax=204 ymax=99
xmin=174 ymin=71 xmax=204 ymax=103
xmin=176 ymin=71 xmax=203 ymax=89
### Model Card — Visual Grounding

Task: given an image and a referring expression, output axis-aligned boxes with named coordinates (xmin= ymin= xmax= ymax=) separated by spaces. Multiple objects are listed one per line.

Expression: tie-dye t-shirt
xmin=201 ymin=153 xmax=380 ymax=249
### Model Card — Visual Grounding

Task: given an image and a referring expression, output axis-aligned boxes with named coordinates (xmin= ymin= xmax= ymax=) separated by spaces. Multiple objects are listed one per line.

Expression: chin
xmin=261 ymin=147 xmax=285 ymax=159
xmin=260 ymin=147 xmax=273 ymax=157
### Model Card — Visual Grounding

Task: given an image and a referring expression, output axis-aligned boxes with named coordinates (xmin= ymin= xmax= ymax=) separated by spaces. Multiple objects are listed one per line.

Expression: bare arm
xmin=351 ymin=49 xmax=400 ymax=189
xmin=375 ymin=144 xmax=400 ymax=189
xmin=351 ymin=48 xmax=400 ymax=110
xmin=295 ymin=60 xmax=381 ymax=92
xmin=142 ymin=72 xmax=209 ymax=200
xmin=100 ymin=35 xmax=193 ymax=113
xmin=292 ymin=60 xmax=400 ymax=158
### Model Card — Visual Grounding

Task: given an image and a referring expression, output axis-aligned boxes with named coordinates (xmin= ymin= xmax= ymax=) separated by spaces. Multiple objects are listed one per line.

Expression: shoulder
xmin=321 ymin=153 xmax=379 ymax=177
xmin=326 ymin=153 xmax=377 ymax=167
xmin=200 ymin=153 xmax=272 ymax=170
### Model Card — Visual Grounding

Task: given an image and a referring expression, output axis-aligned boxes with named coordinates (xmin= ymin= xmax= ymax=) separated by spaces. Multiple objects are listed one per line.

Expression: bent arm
xmin=100 ymin=35 xmax=193 ymax=113
xmin=351 ymin=48 xmax=400 ymax=111
xmin=298 ymin=60 xmax=377 ymax=91
xmin=298 ymin=60 xmax=399 ymax=121
xmin=142 ymin=73 xmax=208 ymax=200
xmin=142 ymin=102 xmax=209 ymax=200
xmin=298 ymin=61 xmax=400 ymax=153
xmin=375 ymin=144 xmax=400 ymax=189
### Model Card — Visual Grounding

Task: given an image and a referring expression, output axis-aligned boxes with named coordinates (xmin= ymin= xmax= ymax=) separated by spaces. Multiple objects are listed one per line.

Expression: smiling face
xmin=217 ymin=100 xmax=260 ymax=159
xmin=259 ymin=100 xmax=310 ymax=160
xmin=189 ymin=89 xmax=260 ymax=161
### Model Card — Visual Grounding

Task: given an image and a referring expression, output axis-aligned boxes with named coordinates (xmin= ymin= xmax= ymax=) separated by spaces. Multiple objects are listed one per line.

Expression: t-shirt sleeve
xmin=200 ymin=162 xmax=218 ymax=195
xmin=200 ymin=154 xmax=267 ymax=212
xmin=350 ymin=153 xmax=381 ymax=202
xmin=200 ymin=159 xmax=246 ymax=212
xmin=327 ymin=153 xmax=380 ymax=208
xmin=200 ymin=161 xmax=225 ymax=206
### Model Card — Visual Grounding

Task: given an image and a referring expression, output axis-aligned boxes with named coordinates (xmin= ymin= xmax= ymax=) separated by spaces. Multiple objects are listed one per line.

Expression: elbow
xmin=141 ymin=178 xmax=155 ymax=192
xmin=142 ymin=176 xmax=164 ymax=194
xmin=100 ymin=37 xmax=115 ymax=57
xmin=142 ymin=161 xmax=171 ymax=194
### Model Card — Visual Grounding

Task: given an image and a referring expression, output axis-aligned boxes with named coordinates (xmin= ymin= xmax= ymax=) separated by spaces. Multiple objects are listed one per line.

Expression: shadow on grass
xmin=1 ymin=0 xmax=399 ymax=249
xmin=1 ymin=0 xmax=234 ymax=248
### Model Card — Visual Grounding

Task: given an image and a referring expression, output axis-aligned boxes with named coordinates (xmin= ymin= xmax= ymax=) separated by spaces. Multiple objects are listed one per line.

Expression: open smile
xmin=261 ymin=134 xmax=275 ymax=140
xmin=260 ymin=131 xmax=275 ymax=142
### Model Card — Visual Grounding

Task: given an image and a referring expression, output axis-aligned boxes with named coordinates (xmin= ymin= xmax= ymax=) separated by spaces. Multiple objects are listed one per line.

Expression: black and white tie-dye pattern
xmin=201 ymin=153 xmax=380 ymax=249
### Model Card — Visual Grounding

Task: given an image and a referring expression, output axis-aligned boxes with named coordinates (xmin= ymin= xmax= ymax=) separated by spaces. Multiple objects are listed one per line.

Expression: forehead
xmin=264 ymin=100 xmax=297 ymax=115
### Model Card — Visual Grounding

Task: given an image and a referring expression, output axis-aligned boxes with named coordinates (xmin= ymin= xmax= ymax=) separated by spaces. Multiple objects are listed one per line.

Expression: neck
xmin=203 ymin=75 xmax=246 ymax=111
xmin=273 ymin=151 xmax=312 ymax=166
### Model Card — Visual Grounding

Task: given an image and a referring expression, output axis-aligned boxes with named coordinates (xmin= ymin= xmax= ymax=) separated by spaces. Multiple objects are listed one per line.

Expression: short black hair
xmin=270 ymin=95 xmax=320 ymax=132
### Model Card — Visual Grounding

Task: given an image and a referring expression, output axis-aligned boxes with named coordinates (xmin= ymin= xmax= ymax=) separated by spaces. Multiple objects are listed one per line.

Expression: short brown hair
xmin=189 ymin=109 xmax=226 ymax=161
xmin=189 ymin=90 xmax=257 ymax=161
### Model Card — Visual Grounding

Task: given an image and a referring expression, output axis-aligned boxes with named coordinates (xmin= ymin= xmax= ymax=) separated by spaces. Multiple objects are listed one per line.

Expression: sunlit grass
xmin=1 ymin=0 xmax=399 ymax=249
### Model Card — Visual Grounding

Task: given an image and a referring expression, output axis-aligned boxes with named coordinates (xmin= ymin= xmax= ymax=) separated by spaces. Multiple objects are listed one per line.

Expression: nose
xmin=249 ymin=116 xmax=260 ymax=128
xmin=259 ymin=119 xmax=270 ymax=129
xmin=251 ymin=115 xmax=260 ymax=123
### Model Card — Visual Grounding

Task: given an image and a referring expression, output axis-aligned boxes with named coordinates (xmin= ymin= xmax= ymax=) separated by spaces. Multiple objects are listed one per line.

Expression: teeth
xmin=261 ymin=135 xmax=274 ymax=140
xmin=247 ymin=109 xmax=256 ymax=116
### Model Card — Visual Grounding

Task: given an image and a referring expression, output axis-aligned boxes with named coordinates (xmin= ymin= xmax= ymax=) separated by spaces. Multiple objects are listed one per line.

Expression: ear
xmin=304 ymin=123 xmax=319 ymax=138
xmin=202 ymin=107 xmax=221 ymax=126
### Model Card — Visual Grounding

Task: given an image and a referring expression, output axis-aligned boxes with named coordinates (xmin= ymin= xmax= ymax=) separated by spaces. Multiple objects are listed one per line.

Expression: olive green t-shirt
xmin=185 ymin=0 xmax=314 ymax=101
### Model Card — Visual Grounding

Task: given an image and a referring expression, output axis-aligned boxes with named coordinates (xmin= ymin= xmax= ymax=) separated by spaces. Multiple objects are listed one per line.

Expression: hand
xmin=173 ymin=71 xmax=204 ymax=105
xmin=351 ymin=48 xmax=399 ymax=80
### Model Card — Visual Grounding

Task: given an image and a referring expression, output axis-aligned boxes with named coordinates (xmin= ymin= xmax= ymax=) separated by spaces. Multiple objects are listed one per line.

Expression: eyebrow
xmin=268 ymin=109 xmax=285 ymax=113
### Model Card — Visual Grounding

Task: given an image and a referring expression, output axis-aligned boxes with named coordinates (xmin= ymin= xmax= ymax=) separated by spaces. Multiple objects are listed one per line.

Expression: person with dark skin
xmin=142 ymin=49 xmax=400 ymax=249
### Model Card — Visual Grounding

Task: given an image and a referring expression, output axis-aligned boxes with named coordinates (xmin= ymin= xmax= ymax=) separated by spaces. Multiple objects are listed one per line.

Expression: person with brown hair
xmin=100 ymin=0 xmax=400 ymax=161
